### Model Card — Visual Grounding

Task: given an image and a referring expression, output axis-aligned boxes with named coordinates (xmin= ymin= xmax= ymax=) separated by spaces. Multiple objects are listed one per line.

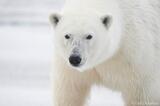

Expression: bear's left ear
xmin=50 ymin=13 xmax=61 ymax=27
xmin=101 ymin=15 xmax=112 ymax=29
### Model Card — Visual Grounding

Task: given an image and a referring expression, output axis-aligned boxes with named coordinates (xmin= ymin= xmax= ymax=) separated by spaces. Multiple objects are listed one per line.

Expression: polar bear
xmin=50 ymin=0 xmax=160 ymax=106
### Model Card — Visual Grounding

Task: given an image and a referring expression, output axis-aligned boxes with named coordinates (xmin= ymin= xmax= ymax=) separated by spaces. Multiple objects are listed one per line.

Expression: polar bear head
xmin=50 ymin=12 xmax=123 ymax=72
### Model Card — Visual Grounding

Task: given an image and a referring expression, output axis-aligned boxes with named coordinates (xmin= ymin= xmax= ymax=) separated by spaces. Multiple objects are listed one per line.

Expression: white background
xmin=0 ymin=0 xmax=124 ymax=106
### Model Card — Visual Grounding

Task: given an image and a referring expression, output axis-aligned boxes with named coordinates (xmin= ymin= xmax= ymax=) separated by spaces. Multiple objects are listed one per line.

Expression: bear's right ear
xmin=50 ymin=13 xmax=61 ymax=27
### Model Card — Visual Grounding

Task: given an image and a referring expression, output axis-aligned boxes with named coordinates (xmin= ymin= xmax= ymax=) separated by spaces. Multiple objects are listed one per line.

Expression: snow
xmin=0 ymin=26 xmax=53 ymax=106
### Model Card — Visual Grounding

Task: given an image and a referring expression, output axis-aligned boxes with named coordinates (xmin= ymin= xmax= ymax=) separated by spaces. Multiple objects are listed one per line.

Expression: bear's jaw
xmin=67 ymin=61 xmax=93 ymax=72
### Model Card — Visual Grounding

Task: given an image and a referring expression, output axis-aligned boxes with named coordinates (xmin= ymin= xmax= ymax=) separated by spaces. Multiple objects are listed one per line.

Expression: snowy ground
xmin=0 ymin=25 xmax=124 ymax=106
xmin=0 ymin=25 xmax=53 ymax=106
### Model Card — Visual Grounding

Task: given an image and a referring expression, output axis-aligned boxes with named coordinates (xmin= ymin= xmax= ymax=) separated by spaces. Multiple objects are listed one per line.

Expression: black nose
xmin=69 ymin=55 xmax=81 ymax=67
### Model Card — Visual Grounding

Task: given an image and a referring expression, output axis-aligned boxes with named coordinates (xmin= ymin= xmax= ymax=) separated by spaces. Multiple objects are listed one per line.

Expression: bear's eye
xmin=86 ymin=35 xmax=93 ymax=40
xmin=65 ymin=34 xmax=70 ymax=39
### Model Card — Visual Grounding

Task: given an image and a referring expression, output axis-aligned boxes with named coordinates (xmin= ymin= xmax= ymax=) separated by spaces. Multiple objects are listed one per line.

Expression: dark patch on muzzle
xmin=69 ymin=54 xmax=82 ymax=67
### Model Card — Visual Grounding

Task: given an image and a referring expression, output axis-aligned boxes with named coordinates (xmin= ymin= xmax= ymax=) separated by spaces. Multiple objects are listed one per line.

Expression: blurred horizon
xmin=0 ymin=0 xmax=65 ymax=26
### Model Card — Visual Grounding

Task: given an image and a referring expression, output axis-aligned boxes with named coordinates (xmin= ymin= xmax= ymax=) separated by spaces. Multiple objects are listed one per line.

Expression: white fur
xmin=51 ymin=0 xmax=160 ymax=106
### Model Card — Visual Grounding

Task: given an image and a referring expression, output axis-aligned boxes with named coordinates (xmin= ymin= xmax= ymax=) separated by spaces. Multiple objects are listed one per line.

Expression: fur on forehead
xmin=60 ymin=13 xmax=113 ymax=31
